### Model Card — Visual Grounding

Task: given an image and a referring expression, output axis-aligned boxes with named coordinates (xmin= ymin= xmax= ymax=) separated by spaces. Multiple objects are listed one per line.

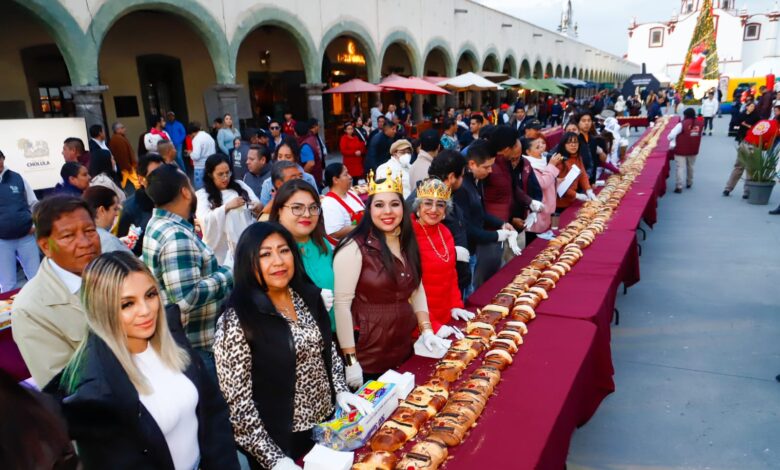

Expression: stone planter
xmin=745 ymin=181 xmax=776 ymax=205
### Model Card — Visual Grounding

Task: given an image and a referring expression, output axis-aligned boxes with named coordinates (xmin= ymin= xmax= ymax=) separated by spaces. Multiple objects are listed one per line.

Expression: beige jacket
xmin=11 ymin=259 xmax=87 ymax=386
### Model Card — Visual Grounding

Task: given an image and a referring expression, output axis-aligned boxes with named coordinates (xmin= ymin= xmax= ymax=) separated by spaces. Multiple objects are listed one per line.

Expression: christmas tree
xmin=676 ymin=0 xmax=720 ymax=92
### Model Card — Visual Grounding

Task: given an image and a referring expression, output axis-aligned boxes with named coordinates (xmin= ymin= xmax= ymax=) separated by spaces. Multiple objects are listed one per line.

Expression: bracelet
xmin=344 ymin=353 xmax=358 ymax=367
xmin=418 ymin=321 xmax=432 ymax=334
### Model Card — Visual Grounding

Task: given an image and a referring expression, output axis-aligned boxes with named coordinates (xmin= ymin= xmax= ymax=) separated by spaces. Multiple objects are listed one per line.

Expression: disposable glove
xmin=575 ymin=193 xmax=589 ymax=202
xmin=320 ymin=288 xmax=334 ymax=311
xmin=451 ymin=308 xmax=475 ymax=321
xmin=586 ymin=189 xmax=597 ymax=201
xmin=496 ymin=229 xmax=514 ymax=242
xmin=422 ymin=330 xmax=450 ymax=352
xmin=344 ymin=362 xmax=363 ymax=390
xmin=336 ymin=391 xmax=374 ymax=416
xmin=507 ymin=232 xmax=522 ymax=256
xmin=436 ymin=325 xmax=465 ymax=340
xmin=529 ymin=200 xmax=544 ymax=213
xmin=455 ymin=246 xmax=470 ymax=263
xmin=271 ymin=457 xmax=302 ymax=470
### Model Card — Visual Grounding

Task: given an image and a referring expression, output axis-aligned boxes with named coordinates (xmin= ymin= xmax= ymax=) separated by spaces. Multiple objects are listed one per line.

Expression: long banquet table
xmin=384 ymin=117 xmax=679 ymax=468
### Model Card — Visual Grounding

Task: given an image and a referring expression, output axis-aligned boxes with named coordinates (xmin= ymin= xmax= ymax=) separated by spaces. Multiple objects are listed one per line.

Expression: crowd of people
xmin=0 ymin=94 xmax=660 ymax=470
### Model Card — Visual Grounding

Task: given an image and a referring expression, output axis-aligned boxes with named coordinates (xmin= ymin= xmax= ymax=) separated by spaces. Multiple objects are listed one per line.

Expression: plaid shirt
xmin=143 ymin=208 xmax=233 ymax=349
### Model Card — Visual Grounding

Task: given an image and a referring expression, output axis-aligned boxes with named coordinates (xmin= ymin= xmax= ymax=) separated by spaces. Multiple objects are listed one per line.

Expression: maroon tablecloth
xmin=0 ymin=289 xmax=28 ymax=382
xmin=542 ymin=126 xmax=564 ymax=149
xmin=617 ymin=116 xmax=649 ymax=128
xmin=390 ymin=315 xmax=598 ymax=470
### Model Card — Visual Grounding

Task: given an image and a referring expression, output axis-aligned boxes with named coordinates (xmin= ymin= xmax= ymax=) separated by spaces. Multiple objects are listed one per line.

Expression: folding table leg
xmin=637 ymin=226 xmax=647 ymax=240
xmin=637 ymin=243 xmax=642 ymax=256
xmin=623 ymin=284 xmax=628 ymax=295
xmin=614 ymin=308 xmax=620 ymax=325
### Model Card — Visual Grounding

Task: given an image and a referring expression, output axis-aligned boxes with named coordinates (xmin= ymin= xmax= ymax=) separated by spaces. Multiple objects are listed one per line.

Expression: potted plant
xmin=738 ymin=135 xmax=780 ymax=205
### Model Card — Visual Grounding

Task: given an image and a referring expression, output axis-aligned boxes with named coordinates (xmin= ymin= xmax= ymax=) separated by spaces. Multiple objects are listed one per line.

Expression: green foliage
xmin=737 ymin=139 xmax=780 ymax=183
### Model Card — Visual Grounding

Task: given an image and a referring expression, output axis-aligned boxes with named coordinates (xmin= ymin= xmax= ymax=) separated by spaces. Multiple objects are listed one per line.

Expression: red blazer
xmin=412 ymin=216 xmax=463 ymax=332
xmin=339 ymin=134 xmax=366 ymax=177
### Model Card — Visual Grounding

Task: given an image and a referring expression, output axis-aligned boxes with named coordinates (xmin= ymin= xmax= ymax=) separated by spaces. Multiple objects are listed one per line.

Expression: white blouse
xmin=195 ymin=180 xmax=259 ymax=265
xmin=134 ymin=345 xmax=200 ymax=470
xmin=321 ymin=190 xmax=365 ymax=235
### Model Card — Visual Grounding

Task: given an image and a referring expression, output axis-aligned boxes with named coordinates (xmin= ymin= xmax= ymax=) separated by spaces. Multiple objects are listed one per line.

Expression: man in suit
xmin=12 ymin=196 xmax=101 ymax=386
xmin=509 ymin=105 xmax=530 ymax=138
xmin=88 ymin=124 xmax=115 ymax=178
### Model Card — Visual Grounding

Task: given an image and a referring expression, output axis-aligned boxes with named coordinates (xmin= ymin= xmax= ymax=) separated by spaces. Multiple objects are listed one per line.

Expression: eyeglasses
xmin=421 ymin=200 xmax=447 ymax=210
xmin=284 ymin=204 xmax=321 ymax=216
xmin=270 ymin=126 xmax=281 ymax=130
xmin=214 ymin=170 xmax=232 ymax=180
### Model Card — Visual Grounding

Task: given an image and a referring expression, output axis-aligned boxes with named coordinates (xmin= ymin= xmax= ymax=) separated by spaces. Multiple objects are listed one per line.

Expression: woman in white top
xmin=44 ymin=251 xmax=239 ymax=470
xmin=321 ymin=162 xmax=365 ymax=242
xmin=196 ymin=153 xmax=260 ymax=265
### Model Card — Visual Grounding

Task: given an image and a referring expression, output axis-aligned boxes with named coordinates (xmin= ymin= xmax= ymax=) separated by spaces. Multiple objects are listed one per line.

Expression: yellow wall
xmin=0 ymin=3 xmax=63 ymax=118
xmin=98 ymin=11 xmax=216 ymax=152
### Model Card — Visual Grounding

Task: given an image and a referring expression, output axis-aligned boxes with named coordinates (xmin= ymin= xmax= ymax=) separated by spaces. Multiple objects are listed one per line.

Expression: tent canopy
xmin=520 ymin=78 xmax=567 ymax=94
xmin=499 ymin=78 xmax=526 ymax=88
xmin=555 ymin=78 xmax=588 ymax=88
xmin=379 ymin=76 xmax=449 ymax=95
xmin=743 ymin=58 xmax=780 ymax=77
xmin=437 ymin=72 xmax=502 ymax=91
xmin=621 ymin=73 xmax=661 ymax=98
xmin=323 ymin=78 xmax=383 ymax=94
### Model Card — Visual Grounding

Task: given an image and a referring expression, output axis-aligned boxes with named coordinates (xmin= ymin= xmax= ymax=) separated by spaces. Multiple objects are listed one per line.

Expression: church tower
xmin=557 ymin=0 xmax=577 ymax=37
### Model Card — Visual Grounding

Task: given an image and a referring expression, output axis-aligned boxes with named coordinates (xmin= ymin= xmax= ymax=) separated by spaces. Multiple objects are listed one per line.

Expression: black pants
xmin=549 ymin=115 xmax=562 ymax=126
xmin=703 ymin=116 xmax=714 ymax=132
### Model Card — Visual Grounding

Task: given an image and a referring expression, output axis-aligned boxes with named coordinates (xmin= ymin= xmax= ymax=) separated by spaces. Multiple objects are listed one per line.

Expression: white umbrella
xmin=436 ymin=72 xmax=502 ymax=91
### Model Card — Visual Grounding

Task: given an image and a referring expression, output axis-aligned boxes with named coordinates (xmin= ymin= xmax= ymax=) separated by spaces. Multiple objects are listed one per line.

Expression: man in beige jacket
xmin=12 ymin=195 xmax=100 ymax=386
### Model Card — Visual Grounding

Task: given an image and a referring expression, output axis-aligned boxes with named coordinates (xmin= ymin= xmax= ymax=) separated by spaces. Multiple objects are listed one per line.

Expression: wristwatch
xmin=344 ymin=353 xmax=358 ymax=367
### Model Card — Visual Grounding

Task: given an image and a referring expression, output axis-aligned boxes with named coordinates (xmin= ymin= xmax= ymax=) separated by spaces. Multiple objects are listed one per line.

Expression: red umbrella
xmin=380 ymin=76 xmax=450 ymax=95
xmin=323 ymin=78 xmax=383 ymax=94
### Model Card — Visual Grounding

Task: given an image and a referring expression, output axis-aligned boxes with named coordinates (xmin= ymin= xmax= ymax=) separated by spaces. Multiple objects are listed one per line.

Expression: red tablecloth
xmin=389 ymin=315 xmax=598 ymax=470
xmin=617 ymin=116 xmax=650 ymax=128
xmin=542 ymin=126 xmax=564 ymax=149
xmin=0 ymin=289 xmax=28 ymax=382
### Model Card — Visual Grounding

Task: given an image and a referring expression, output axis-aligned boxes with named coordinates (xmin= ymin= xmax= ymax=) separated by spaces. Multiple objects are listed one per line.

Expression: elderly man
xmin=376 ymin=139 xmax=414 ymax=198
xmin=108 ymin=121 xmax=139 ymax=189
xmin=12 ymin=196 xmax=101 ymax=386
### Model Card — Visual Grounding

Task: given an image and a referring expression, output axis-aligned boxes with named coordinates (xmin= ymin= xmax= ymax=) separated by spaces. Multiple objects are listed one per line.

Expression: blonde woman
xmin=44 ymin=252 xmax=239 ymax=470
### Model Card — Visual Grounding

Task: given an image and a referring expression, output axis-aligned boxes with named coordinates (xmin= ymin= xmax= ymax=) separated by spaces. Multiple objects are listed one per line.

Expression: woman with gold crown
xmin=411 ymin=178 xmax=476 ymax=339
xmin=333 ymin=167 xmax=450 ymax=389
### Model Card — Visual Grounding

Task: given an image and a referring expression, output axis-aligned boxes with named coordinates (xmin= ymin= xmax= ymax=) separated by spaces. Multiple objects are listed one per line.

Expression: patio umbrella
xmin=499 ymin=78 xmax=526 ymax=88
xmin=380 ymin=76 xmax=449 ymax=95
xmin=323 ymin=78 xmax=383 ymax=94
xmin=436 ymin=72 xmax=501 ymax=91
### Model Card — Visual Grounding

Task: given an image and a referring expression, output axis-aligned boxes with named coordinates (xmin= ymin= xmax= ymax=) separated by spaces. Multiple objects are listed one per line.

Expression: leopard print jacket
xmin=214 ymin=290 xmax=348 ymax=468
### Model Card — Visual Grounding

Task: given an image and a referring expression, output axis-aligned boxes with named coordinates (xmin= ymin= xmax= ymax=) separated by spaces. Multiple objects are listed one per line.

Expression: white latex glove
xmin=455 ymin=246 xmax=470 ymax=263
xmin=586 ymin=189 xmax=597 ymax=201
xmin=436 ymin=325 xmax=465 ymax=340
xmin=496 ymin=229 xmax=513 ymax=242
xmin=336 ymin=391 xmax=374 ymax=416
xmin=320 ymin=288 xmax=334 ymax=311
xmin=345 ymin=362 xmax=363 ymax=390
xmin=507 ymin=232 xmax=522 ymax=256
xmin=422 ymin=331 xmax=450 ymax=352
xmin=529 ymin=200 xmax=544 ymax=213
xmin=272 ymin=457 xmax=302 ymax=470
xmin=451 ymin=308 xmax=475 ymax=321
xmin=575 ymin=193 xmax=589 ymax=202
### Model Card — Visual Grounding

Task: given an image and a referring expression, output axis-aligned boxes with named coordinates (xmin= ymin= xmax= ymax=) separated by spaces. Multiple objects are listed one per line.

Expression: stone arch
xmin=519 ymin=59 xmax=531 ymax=78
xmin=230 ymin=6 xmax=319 ymax=83
xmin=88 ymin=0 xmax=231 ymax=83
xmin=10 ymin=0 xmax=96 ymax=85
xmin=502 ymin=53 xmax=518 ymax=78
xmin=482 ymin=45 xmax=500 ymax=72
xmin=379 ymin=29 xmax=422 ymax=77
xmin=545 ymin=62 xmax=554 ymax=78
xmin=456 ymin=42 xmax=480 ymax=73
xmin=555 ymin=64 xmax=563 ymax=78
xmin=572 ymin=67 xmax=579 ymax=79
xmin=533 ymin=60 xmax=543 ymax=79
xmin=320 ymin=19 xmax=379 ymax=82
xmin=564 ymin=66 xmax=571 ymax=78
xmin=423 ymin=37 xmax=455 ymax=77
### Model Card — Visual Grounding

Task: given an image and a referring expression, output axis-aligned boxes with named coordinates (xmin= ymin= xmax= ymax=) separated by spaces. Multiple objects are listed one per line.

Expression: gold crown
xmin=416 ymin=178 xmax=452 ymax=201
xmin=367 ymin=167 xmax=404 ymax=195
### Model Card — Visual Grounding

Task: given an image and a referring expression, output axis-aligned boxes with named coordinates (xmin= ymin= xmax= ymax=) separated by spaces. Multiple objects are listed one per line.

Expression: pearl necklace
xmin=418 ymin=220 xmax=450 ymax=263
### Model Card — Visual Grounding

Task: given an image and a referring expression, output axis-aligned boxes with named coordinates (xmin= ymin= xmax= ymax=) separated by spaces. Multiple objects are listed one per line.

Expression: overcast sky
xmin=477 ymin=0 xmax=779 ymax=56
